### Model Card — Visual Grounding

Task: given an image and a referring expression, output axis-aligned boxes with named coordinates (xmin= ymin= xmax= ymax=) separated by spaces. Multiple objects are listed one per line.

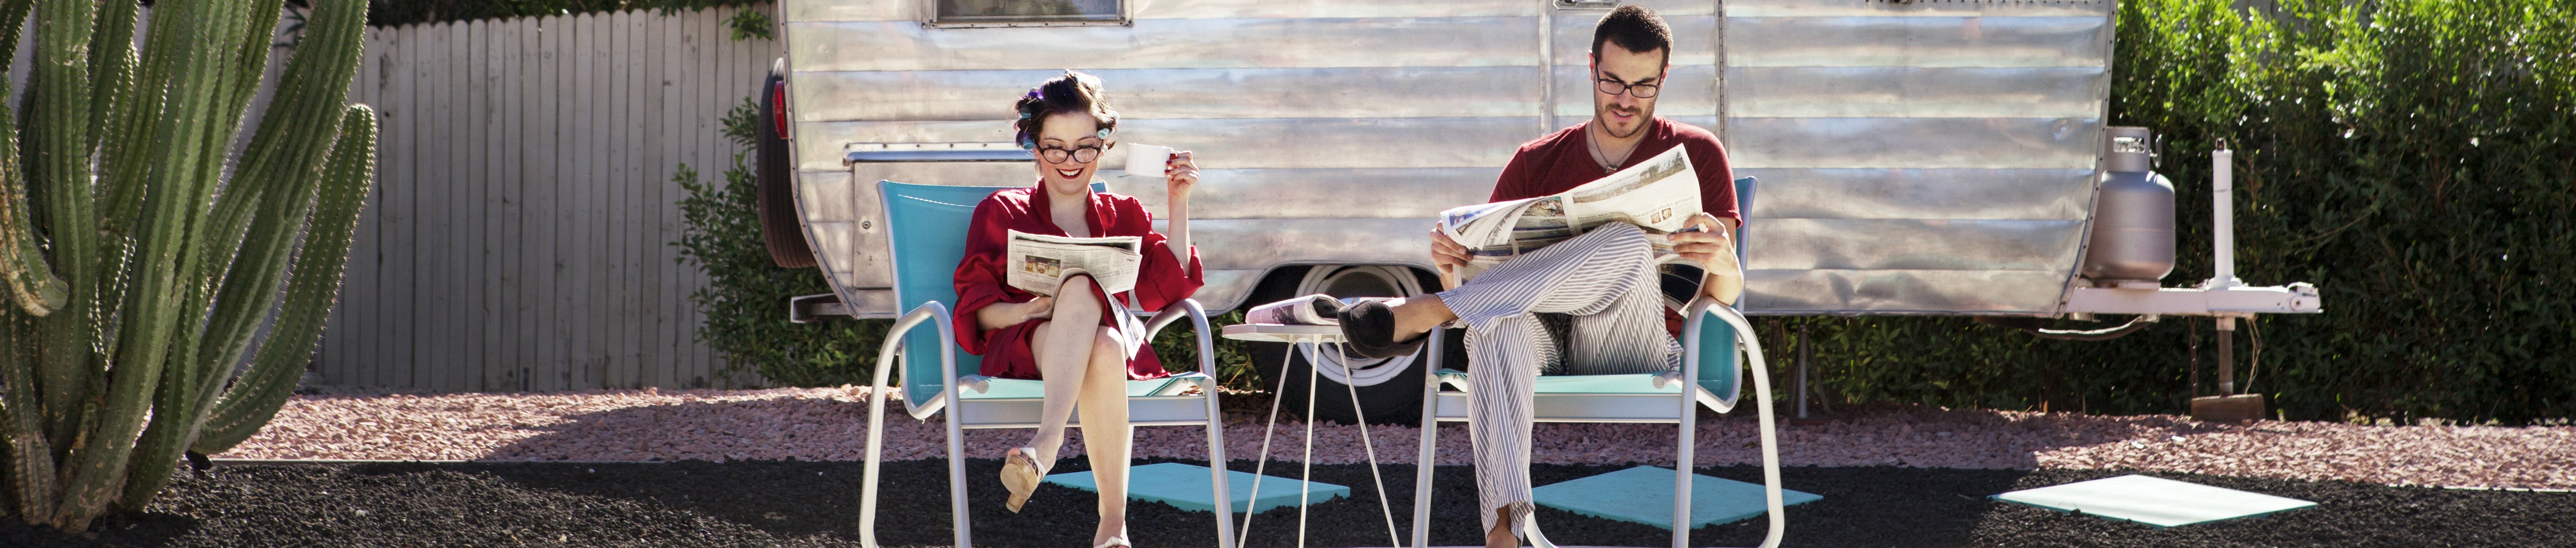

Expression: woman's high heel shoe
xmin=1000 ymin=446 xmax=1048 ymax=513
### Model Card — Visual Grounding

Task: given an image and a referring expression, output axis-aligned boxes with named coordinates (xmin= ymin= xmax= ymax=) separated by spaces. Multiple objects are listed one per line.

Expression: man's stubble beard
xmin=1596 ymin=103 xmax=1649 ymax=139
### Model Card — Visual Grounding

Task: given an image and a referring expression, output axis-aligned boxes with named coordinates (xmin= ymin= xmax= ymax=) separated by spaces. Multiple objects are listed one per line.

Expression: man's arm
xmin=1430 ymin=228 xmax=1471 ymax=289
xmin=1670 ymin=214 xmax=1742 ymax=306
xmin=1686 ymin=132 xmax=1742 ymax=305
xmin=1436 ymin=139 xmax=1547 ymax=289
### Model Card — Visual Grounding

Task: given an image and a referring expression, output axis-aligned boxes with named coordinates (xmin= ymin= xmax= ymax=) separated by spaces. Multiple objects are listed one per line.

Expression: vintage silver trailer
xmin=763 ymin=0 xmax=2319 ymax=422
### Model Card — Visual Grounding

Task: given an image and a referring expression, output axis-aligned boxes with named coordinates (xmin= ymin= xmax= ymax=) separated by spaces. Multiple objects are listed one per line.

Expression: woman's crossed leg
xmin=1021 ymin=274 xmax=1136 ymax=545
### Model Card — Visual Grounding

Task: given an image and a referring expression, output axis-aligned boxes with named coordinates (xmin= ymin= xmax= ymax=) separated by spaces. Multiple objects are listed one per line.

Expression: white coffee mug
xmin=1125 ymin=144 xmax=1174 ymax=178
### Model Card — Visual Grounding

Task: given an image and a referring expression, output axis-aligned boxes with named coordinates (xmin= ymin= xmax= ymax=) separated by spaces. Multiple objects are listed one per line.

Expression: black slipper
xmin=1337 ymin=299 xmax=1426 ymax=359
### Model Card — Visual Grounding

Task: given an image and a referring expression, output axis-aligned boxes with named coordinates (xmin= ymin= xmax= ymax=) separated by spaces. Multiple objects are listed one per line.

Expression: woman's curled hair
xmin=1013 ymin=70 xmax=1119 ymax=150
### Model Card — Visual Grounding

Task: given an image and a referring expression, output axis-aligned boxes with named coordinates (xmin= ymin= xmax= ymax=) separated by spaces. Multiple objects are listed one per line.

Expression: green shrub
xmin=673 ymin=98 xmax=890 ymax=387
xmin=1788 ymin=0 xmax=2575 ymax=424
xmin=1148 ymin=308 xmax=1259 ymax=387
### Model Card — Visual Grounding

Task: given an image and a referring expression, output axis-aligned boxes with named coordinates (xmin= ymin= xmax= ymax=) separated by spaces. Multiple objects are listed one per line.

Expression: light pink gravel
xmin=217 ymin=388 xmax=2576 ymax=490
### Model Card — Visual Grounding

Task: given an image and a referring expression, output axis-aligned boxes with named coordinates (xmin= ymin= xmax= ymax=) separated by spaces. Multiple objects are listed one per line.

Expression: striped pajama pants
xmin=1434 ymin=222 xmax=1683 ymax=535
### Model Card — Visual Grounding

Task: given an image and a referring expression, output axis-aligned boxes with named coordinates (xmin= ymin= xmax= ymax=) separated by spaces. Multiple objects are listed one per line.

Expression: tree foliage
xmin=1782 ymin=0 xmax=2574 ymax=424
xmin=672 ymin=99 xmax=887 ymax=387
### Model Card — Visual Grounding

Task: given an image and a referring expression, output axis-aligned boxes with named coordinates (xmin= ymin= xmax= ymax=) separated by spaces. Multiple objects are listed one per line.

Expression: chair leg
xmin=946 ymin=388 xmax=973 ymax=548
xmin=1202 ymin=381 xmax=1236 ymax=548
xmin=860 ymin=348 xmax=902 ymax=548
xmin=860 ymin=381 xmax=889 ymax=548
xmin=1675 ymin=330 xmax=1702 ymax=548
xmin=1737 ymin=322 xmax=1788 ymax=548
xmin=1675 ymin=387 xmax=1696 ymax=548
xmin=1410 ymin=329 xmax=1443 ymax=548
xmin=1525 ymin=513 xmax=1557 ymax=548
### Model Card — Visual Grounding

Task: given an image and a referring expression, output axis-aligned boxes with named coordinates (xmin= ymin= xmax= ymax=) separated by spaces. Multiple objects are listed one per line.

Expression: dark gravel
xmin=3 ymin=459 xmax=2569 ymax=547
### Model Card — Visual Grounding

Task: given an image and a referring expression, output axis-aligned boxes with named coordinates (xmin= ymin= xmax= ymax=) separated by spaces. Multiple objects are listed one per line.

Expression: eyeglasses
xmin=1036 ymin=143 xmax=1104 ymax=164
xmin=1595 ymin=77 xmax=1661 ymax=99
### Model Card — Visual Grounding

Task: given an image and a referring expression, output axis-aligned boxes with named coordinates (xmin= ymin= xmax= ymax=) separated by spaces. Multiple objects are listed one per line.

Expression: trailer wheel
xmin=1245 ymin=265 xmax=1456 ymax=425
xmin=756 ymin=59 xmax=816 ymax=269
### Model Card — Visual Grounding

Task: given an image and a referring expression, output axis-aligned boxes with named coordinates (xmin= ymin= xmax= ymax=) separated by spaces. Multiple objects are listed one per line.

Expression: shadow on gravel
xmin=475 ymin=397 xmax=882 ymax=462
xmin=4 ymin=460 xmax=2571 ymax=547
xmin=1970 ymin=469 xmax=2576 ymax=548
xmin=0 ymin=509 xmax=194 ymax=548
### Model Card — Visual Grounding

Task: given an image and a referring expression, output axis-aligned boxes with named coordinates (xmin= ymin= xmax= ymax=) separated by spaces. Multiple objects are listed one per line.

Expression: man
xmin=1321 ymin=5 xmax=1741 ymax=547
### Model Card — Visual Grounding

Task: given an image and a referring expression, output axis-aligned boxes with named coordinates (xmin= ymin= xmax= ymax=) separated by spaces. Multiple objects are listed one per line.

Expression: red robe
xmin=952 ymin=184 xmax=1203 ymax=380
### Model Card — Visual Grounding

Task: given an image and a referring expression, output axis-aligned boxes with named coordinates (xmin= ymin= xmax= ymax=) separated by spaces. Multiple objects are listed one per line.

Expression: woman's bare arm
xmin=1164 ymin=151 xmax=1197 ymax=263
xmin=976 ymin=297 xmax=1052 ymax=331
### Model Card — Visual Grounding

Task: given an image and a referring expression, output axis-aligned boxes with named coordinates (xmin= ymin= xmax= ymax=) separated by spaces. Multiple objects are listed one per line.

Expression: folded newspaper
xmin=1438 ymin=146 xmax=1703 ymax=286
xmin=1004 ymin=230 xmax=1143 ymax=296
xmin=1244 ymin=294 xmax=1343 ymax=326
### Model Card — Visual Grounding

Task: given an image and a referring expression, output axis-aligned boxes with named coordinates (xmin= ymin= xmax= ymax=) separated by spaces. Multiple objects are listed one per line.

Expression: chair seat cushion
xmin=1435 ymin=369 xmax=1678 ymax=395
xmin=962 ymin=372 xmax=1206 ymax=399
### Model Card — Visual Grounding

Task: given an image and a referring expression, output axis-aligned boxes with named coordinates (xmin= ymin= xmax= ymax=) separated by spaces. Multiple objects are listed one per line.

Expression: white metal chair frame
xmin=1408 ymin=297 xmax=1785 ymax=548
xmin=856 ymin=299 xmax=1237 ymax=548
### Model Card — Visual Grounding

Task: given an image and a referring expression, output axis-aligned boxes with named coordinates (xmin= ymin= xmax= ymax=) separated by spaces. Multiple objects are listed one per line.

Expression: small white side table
xmin=1218 ymin=323 xmax=1402 ymax=548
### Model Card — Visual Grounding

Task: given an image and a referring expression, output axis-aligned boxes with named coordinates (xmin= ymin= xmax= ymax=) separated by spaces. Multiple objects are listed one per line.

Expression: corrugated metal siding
xmin=1723 ymin=0 xmax=2114 ymax=315
xmin=783 ymin=0 xmax=1726 ymax=314
xmin=780 ymin=0 xmax=2115 ymax=317
xmin=321 ymin=9 xmax=784 ymax=391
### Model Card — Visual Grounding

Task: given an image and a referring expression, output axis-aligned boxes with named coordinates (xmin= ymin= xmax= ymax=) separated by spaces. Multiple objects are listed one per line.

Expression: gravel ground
xmin=219 ymin=388 xmax=2576 ymax=490
xmin=4 ymin=460 xmax=2569 ymax=547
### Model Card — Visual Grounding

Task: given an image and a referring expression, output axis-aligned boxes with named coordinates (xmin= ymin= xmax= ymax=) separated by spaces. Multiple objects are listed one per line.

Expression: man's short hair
xmin=1591 ymin=4 xmax=1672 ymax=67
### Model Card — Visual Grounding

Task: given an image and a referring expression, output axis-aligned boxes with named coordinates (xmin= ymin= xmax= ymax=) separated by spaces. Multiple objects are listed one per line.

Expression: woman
xmin=950 ymin=71 xmax=1200 ymax=548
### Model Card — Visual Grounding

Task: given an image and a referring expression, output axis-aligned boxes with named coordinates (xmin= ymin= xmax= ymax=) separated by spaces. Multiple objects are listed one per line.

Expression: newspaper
xmin=1004 ymin=230 xmax=1144 ymax=296
xmin=1437 ymin=146 xmax=1702 ymax=286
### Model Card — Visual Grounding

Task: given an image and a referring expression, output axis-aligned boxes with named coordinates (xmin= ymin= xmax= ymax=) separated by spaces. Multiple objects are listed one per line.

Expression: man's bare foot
xmin=1385 ymin=295 xmax=1456 ymax=339
xmin=1483 ymin=503 xmax=1521 ymax=548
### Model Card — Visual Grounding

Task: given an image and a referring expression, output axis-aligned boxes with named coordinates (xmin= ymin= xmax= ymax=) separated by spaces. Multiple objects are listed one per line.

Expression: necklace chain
xmin=1587 ymin=126 xmax=1628 ymax=174
xmin=1587 ymin=128 xmax=1623 ymax=174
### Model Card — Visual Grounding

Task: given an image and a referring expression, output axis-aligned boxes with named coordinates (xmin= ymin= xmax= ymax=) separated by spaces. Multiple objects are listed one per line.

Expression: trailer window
xmin=933 ymin=0 xmax=1123 ymax=26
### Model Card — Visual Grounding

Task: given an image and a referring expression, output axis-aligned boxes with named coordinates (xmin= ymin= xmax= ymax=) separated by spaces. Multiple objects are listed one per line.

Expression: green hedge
xmin=674 ymin=99 xmax=888 ymax=387
xmin=1781 ymin=0 xmax=2574 ymax=424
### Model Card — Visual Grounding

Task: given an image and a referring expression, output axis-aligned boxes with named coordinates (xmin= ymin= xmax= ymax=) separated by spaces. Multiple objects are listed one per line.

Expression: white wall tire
xmin=1246 ymin=265 xmax=1442 ymax=425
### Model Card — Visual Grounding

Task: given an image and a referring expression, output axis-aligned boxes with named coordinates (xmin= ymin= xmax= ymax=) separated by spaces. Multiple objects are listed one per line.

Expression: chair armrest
xmin=1142 ymin=299 xmax=1224 ymax=382
xmin=1682 ymin=295 xmax=1764 ymax=414
xmin=871 ymin=300 xmax=962 ymax=421
xmin=1683 ymin=295 xmax=1756 ymax=339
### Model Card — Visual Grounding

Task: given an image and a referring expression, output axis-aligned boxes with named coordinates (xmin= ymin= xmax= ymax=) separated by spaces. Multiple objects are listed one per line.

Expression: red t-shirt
xmin=1492 ymin=117 xmax=1739 ymax=224
xmin=1490 ymin=117 xmax=1739 ymax=335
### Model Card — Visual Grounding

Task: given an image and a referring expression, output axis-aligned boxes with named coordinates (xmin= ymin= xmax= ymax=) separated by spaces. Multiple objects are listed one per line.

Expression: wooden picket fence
xmin=320 ymin=8 xmax=782 ymax=391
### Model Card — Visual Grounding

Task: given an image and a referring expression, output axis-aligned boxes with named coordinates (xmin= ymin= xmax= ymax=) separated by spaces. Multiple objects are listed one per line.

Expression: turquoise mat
xmin=1531 ymin=465 xmax=1820 ymax=530
xmin=1043 ymin=462 xmax=1349 ymax=514
xmin=1992 ymin=474 xmax=2316 ymax=528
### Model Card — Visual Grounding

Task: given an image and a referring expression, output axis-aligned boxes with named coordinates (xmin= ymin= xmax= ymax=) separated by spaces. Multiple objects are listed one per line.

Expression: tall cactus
xmin=0 ymin=0 xmax=373 ymax=530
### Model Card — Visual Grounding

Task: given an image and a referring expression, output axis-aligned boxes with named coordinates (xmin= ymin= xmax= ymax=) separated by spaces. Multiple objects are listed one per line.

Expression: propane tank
xmin=2082 ymin=127 xmax=2176 ymax=286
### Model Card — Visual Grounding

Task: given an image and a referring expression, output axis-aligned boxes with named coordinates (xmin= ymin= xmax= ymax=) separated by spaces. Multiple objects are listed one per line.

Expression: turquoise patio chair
xmin=1407 ymin=176 xmax=1786 ymax=548
xmin=857 ymin=181 xmax=1235 ymax=548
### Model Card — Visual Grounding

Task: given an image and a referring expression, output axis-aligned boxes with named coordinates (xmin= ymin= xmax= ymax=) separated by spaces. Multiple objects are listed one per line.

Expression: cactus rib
xmin=50 ymin=0 xmax=265 ymax=527
xmin=7 ymin=0 xmax=372 ymax=527
xmin=193 ymin=105 xmax=375 ymax=456
xmin=122 ymin=0 xmax=365 ymax=508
